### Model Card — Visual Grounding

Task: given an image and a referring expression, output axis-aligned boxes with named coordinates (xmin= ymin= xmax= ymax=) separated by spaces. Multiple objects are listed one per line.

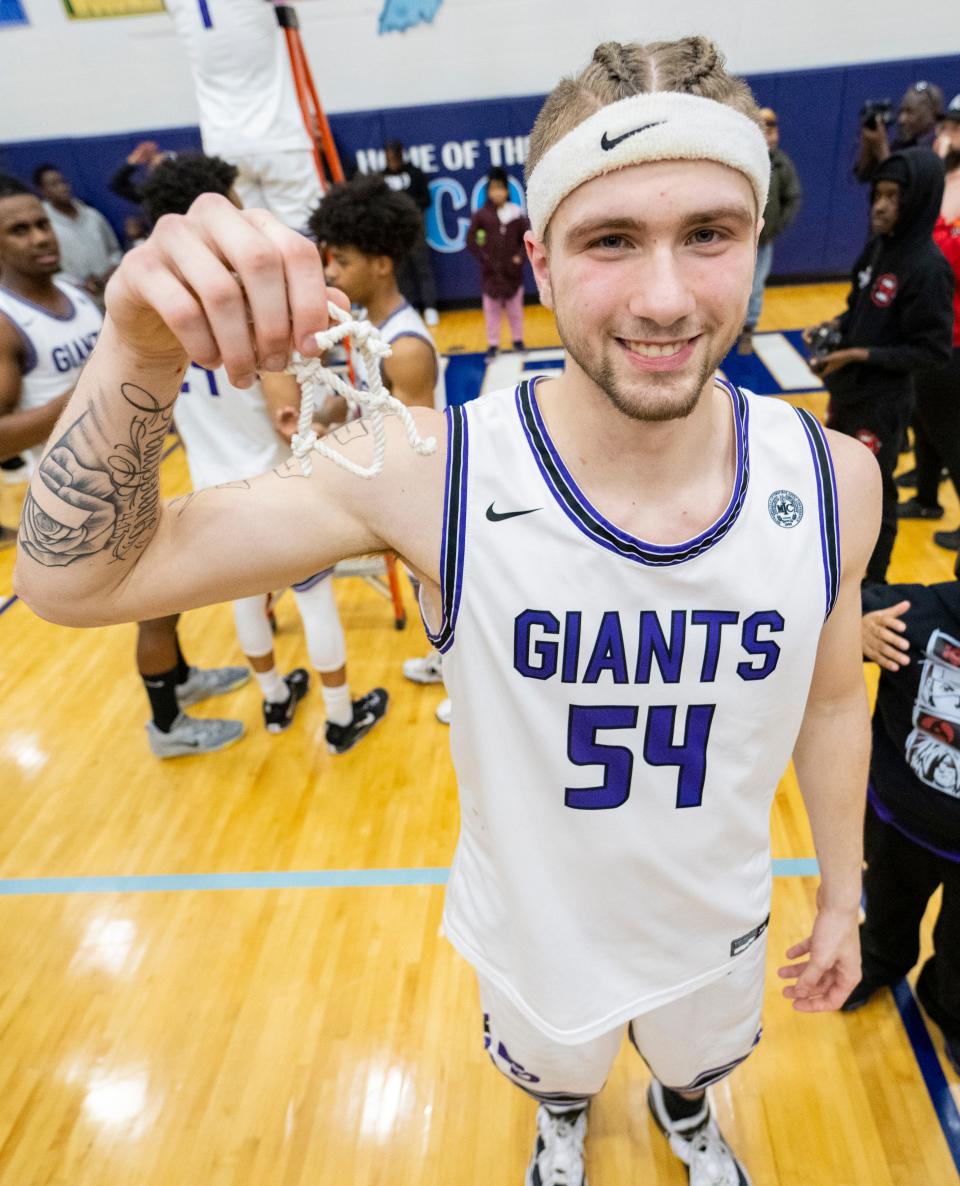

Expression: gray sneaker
xmin=176 ymin=664 xmax=249 ymax=708
xmin=146 ymin=712 xmax=245 ymax=758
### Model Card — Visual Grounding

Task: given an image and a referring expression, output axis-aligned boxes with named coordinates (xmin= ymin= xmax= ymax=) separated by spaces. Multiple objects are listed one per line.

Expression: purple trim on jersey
xmin=376 ymin=300 xmax=411 ymax=331
xmin=516 ymin=376 xmax=750 ymax=566
xmin=0 ymin=281 xmax=77 ymax=322
xmin=0 ymin=309 xmax=38 ymax=375
xmin=665 ymin=1027 xmax=763 ymax=1092
xmin=868 ymin=784 xmax=960 ymax=862
xmin=292 ymin=568 xmax=334 ymax=593
xmin=423 ymin=405 xmax=468 ymax=654
xmin=197 ymin=0 xmax=213 ymax=28
xmin=795 ymin=407 xmax=841 ymax=620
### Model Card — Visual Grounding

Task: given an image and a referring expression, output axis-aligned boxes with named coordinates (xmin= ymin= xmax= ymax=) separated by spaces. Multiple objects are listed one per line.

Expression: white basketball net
xmin=285 ymin=301 xmax=437 ymax=479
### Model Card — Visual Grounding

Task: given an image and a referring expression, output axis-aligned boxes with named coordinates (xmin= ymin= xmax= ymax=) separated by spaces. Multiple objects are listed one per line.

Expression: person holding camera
xmin=898 ymin=99 xmax=960 ymax=542
xmin=855 ymin=81 xmax=945 ymax=183
xmin=807 ymin=148 xmax=954 ymax=582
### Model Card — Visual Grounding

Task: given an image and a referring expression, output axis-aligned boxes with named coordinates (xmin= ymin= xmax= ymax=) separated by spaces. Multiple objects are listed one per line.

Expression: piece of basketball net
xmin=285 ymin=301 xmax=437 ymax=479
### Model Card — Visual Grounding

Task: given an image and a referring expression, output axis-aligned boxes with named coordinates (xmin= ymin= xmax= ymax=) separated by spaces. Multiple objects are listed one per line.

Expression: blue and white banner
xmin=0 ymin=0 xmax=27 ymax=27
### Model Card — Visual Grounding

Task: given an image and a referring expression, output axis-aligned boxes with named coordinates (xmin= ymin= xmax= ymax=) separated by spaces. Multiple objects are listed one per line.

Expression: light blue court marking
xmin=0 ymin=861 xmax=819 ymax=896
xmin=0 ymin=594 xmax=17 ymax=617
xmin=771 ymin=857 xmax=820 ymax=876
xmin=0 ymin=867 xmax=452 ymax=896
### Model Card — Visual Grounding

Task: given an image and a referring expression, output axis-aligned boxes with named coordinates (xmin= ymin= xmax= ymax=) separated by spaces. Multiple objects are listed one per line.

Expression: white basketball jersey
xmin=165 ymin=0 xmax=309 ymax=156
xmin=173 ymin=364 xmax=288 ymax=490
xmin=432 ymin=378 xmax=841 ymax=1043
xmin=351 ymin=301 xmax=445 ymax=410
xmin=0 ymin=279 xmax=102 ymax=465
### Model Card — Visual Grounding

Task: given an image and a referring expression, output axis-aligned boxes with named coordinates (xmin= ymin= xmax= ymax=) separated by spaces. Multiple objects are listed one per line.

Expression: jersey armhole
xmin=0 ymin=309 xmax=38 ymax=376
xmin=422 ymin=404 xmax=469 ymax=653
xmin=794 ymin=407 xmax=841 ymax=620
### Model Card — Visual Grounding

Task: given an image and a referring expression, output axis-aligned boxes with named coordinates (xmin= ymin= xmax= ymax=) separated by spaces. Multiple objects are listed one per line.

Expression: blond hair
xmin=526 ymin=37 xmax=761 ymax=183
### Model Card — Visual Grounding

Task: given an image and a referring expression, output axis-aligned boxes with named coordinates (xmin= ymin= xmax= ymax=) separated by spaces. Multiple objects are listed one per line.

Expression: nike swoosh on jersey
xmin=485 ymin=502 xmax=542 ymax=522
xmin=600 ymin=121 xmax=666 ymax=151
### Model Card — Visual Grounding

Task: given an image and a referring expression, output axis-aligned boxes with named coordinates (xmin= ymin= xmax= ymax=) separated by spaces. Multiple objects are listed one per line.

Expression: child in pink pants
xmin=467 ymin=168 xmax=530 ymax=358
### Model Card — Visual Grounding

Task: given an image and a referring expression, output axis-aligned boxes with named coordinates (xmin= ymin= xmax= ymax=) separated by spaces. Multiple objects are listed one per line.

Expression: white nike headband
xmin=526 ymin=91 xmax=770 ymax=239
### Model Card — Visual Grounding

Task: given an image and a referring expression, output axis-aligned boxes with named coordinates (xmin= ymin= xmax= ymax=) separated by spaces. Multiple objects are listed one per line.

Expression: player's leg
xmin=843 ymin=799 xmax=941 ymax=1009
xmin=506 ymin=284 xmax=526 ymax=350
xmin=480 ymin=975 xmax=622 ymax=1186
xmin=911 ymin=856 xmax=960 ymax=1072
xmin=292 ymin=573 xmax=388 ymax=754
xmin=232 ymin=594 xmax=310 ymax=733
xmin=137 ymin=615 xmax=246 ymax=758
xmin=229 ymin=155 xmax=269 ymax=214
xmin=399 ymin=567 xmax=449 ymax=723
xmin=740 ymin=240 xmax=773 ymax=352
xmin=253 ymin=150 xmax=324 ymax=232
xmin=900 ymin=388 xmax=945 ymax=518
xmin=632 ymin=939 xmax=765 ymax=1185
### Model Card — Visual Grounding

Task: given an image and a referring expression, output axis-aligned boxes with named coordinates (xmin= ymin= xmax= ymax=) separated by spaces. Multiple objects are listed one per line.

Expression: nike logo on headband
xmin=600 ymin=121 xmax=666 ymax=151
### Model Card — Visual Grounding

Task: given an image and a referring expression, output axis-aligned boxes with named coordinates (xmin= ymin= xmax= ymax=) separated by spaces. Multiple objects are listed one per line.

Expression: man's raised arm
xmin=14 ymin=196 xmax=432 ymax=627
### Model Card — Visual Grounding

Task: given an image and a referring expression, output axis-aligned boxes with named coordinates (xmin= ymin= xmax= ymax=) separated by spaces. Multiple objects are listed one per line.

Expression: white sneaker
xmin=424 ymin=307 xmax=440 ymax=327
xmin=403 ymin=649 xmax=443 ymax=685
xmin=648 ymin=1081 xmax=751 ymax=1186
xmin=435 ymin=697 xmax=451 ymax=725
xmin=525 ymin=1106 xmax=587 ymax=1186
xmin=146 ymin=712 xmax=245 ymax=758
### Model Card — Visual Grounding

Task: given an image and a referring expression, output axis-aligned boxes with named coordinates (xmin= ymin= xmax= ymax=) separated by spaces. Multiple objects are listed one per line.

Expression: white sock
xmin=322 ymin=681 xmax=353 ymax=726
xmin=255 ymin=665 xmax=288 ymax=703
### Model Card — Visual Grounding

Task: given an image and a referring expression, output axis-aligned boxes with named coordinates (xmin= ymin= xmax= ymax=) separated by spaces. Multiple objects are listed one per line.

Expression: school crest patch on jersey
xmin=767 ymin=490 xmax=803 ymax=528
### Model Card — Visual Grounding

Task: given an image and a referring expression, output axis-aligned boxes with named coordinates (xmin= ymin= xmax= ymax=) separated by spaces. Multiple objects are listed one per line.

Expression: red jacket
xmin=467 ymin=201 xmax=529 ymax=300
xmin=933 ymin=214 xmax=960 ymax=348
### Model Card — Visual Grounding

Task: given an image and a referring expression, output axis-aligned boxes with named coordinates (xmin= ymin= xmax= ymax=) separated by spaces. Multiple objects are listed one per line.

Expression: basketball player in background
xmin=163 ymin=0 xmax=323 ymax=230
xmin=0 ymin=175 xmax=248 ymax=758
xmin=16 ymin=37 xmax=881 ymax=1186
xmin=309 ymin=176 xmax=451 ymax=723
xmin=141 ymin=154 xmax=388 ymax=752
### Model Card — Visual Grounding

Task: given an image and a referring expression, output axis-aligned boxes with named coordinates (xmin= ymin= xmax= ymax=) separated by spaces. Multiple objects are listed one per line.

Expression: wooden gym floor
xmin=0 ymin=284 xmax=958 ymax=1185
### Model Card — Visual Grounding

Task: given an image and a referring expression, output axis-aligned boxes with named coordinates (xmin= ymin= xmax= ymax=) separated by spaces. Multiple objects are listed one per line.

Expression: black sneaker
xmin=897 ymin=497 xmax=944 ymax=520
xmin=840 ymin=976 xmax=893 ymax=1012
xmin=934 ymin=527 xmax=960 ymax=551
xmin=263 ymin=668 xmax=310 ymax=733
xmin=512 ymin=339 xmax=525 ymax=351
xmin=484 ymin=346 xmax=498 ymax=360
xmin=325 ymin=687 xmax=389 ymax=754
xmin=895 ymin=467 xmax=918 ymax=488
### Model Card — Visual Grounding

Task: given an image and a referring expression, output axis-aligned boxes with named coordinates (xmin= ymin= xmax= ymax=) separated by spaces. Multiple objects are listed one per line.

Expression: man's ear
xmin=525 ymin=229 xmax=554 ymax=310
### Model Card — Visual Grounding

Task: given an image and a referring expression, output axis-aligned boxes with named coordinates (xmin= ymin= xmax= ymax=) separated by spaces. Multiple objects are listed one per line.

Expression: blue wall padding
xmin=3 ymin=52 xmax=959 ymax=302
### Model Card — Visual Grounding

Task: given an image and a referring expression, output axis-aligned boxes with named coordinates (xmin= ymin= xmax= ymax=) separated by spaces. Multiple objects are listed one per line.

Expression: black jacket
xmin=827 ymin=148 xmax=954 ymax=409
xmin=382 ymin=163 xmax=431 ymax=212
xmin=863 ymin=580 xmax=960 ymax=856
xmin=759 ymin=147 xmax=802 ymax=246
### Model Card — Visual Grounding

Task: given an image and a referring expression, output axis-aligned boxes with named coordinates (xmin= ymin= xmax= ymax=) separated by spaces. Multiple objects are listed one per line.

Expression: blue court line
xmin=892 ymin=980 xmax=960 ymax=1174
xmin=0 ymin=593 xmax=17 ymax=617
xmin=0 ymin=859 xmax=818 ymax=896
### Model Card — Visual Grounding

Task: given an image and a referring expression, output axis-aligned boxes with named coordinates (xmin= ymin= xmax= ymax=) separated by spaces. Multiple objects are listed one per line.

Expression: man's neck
xmin=534 ymin=360 xmax=736 ymax=545
xmin=366 ymin=286 xmax=405 ymax=328
xmin=49 ymin=198 xmax=77 ymax=217
xmin=0 ymin=268 xmax=64 ymax=310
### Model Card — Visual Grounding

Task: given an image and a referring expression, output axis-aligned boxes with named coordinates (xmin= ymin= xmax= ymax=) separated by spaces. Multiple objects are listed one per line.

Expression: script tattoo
xmin=18 ymin=382 xmax=177 ymax=568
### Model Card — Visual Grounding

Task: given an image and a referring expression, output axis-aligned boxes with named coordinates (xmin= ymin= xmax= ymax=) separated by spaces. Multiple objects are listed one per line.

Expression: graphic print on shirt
xmin=906 ymin=627 xmax=960 ymax=799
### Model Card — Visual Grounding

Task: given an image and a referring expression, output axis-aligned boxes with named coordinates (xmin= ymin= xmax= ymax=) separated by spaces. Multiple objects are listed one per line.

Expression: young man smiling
xmin=16 ymin=36 xmax=880 ymax=1186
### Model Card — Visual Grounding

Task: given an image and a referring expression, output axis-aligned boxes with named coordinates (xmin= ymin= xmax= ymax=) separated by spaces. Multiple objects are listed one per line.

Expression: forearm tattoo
xmin=18 ymin=382 xmax=176 ymax=568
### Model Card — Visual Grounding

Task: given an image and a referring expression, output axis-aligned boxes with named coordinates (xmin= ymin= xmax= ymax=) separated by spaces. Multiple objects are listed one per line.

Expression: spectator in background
xmin=855 ymin=80 xmax=944 ymax=183
xmin=382 ymin=139 xmax=439 ymax=326
xmin=738 ymin=107 xmax=802 ymax=353
xmin=466 ymin=167 xmax=529 ymax=358
xmin=806 ymin=148 xmax=953 ymax=583
xmin=33 ymin=164 xmax=121 ymax=300
xmin=898 ymin=101 xmax=960 ymax=544
xmin=108 ymin=140 xmax=172 ymax=207
xmin=163 ymin=0 xmax=323 ymax=230
xmin=844 ymin=571 xmax=960 ymax=1075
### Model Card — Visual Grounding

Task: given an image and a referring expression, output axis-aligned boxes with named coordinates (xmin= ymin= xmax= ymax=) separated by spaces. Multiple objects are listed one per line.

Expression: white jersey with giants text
xmin=0 ymin=279 xmax=102 ymax=466
xmin=173 ymin=364 xmax=288 ymax=490
xmin=430 ymin=378 xmax=841 ymax=1043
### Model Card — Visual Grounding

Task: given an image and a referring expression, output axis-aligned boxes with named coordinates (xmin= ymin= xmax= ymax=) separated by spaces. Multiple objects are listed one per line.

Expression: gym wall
xmin=1 ymin=1 xmax=959 ymax=301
